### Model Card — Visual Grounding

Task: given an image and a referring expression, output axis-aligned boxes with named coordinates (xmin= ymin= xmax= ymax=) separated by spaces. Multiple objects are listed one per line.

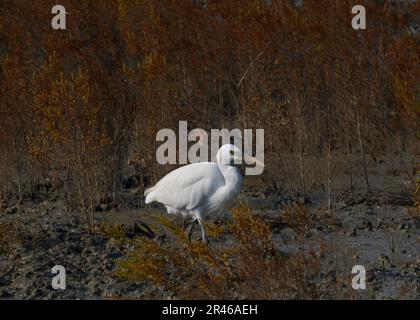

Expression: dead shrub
xmin=116 ymin=205 xmax=321 ymax=299
xmin=98 ymin=222 xmax=127 ymax=244
xmin=282 ymin=204 xmax=314 ymax=236
xmin=0 ymin=222 xmax=22 ymax=254
xmin=0 ymin=0 xmax=417 ymax=232
xmin=406 ymin=172 xmax=420 ymax=224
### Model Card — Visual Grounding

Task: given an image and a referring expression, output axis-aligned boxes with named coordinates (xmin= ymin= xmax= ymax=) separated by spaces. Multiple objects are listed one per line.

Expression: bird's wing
xmin=144 ymin=162 xmax=225 ymax=210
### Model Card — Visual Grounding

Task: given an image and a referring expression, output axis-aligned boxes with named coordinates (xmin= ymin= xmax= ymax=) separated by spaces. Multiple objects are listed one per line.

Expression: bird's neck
xmin=218 ymin=164 xmax=243 ymax=191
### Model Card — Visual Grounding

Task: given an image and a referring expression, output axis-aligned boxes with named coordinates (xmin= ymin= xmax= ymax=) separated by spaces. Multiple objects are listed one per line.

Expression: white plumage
xmin=145 ymin=144 xmax=246 ymax=242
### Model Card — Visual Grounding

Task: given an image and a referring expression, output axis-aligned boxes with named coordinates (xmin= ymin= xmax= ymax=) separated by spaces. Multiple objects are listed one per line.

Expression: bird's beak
xmin=244 ymin=155 xmax=264 ymax=169
xmin=251 ymin=157 xmax=265 ymax=169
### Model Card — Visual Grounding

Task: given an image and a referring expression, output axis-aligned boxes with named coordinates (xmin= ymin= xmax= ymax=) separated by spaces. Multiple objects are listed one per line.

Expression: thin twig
xmin=237 ymin=39 xmax=273 ymax=88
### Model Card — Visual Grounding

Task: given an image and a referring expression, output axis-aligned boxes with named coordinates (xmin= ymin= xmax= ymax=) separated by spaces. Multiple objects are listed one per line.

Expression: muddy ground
xmin=0 ymin=175 xmax=418 ymax=300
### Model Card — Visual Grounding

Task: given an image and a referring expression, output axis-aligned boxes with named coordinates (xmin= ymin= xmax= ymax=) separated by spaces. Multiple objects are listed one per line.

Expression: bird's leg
xmin=181 ymin=220 xmax=188 ymax=231
xmin=197 ymin=219 xmax=207 ymax=243
xmin=187 ymin=218 xmax=198 ymax=242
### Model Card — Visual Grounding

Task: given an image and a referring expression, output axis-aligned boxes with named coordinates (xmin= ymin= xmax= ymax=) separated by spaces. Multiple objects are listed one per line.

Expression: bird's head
xmin=216 ymin=144 xmax=242 ymax=166
xmin=216 ymin=144 xmax=265 ymax=175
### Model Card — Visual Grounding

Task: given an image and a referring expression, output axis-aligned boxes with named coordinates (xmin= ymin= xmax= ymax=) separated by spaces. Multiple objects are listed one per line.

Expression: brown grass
xmin=116 ymin=205 xmax=321 ymax=299
xmin=0 ymin=222 xmax=22 ymax=255
xmin=0 ymin=0 xmax=417 ymax=229
xmin=97 ymin=222 xmax=127 ymax=244
xmin=282 ymin=204 xmax=314 ymax=236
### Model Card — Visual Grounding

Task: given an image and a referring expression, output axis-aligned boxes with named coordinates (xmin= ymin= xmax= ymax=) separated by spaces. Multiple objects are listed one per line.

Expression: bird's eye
xmin=230 ymin=150 xmax=235 ymax=155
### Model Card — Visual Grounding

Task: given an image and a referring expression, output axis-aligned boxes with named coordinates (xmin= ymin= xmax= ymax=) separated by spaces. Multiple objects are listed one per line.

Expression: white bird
xmin=144 ymin=144 xmax=260 ymax=242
